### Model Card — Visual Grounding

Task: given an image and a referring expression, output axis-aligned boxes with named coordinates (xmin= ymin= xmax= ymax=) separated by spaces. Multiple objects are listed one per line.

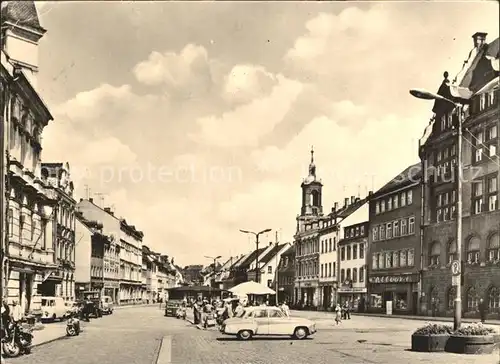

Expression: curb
xmin=114 ymin=304 xmax=158 ymax=310
xmin=32 ymin=334 xmax=68 ymax=348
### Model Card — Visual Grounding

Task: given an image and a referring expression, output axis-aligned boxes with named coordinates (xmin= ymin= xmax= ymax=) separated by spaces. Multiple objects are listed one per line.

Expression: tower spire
xmin=308 ymin=146 xmax=316 ymax=179
xmin=310 ymin=146 xmax=314 ymax=164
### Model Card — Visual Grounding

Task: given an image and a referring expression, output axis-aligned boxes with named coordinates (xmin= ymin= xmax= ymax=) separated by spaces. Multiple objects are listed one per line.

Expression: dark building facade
xmin=277 ymin=245 xmax=295 ymax=304
xmin=419 ymin=32 xmax=499 ymax=319
xmin=367 ymin=163 xmax=422 ymax=315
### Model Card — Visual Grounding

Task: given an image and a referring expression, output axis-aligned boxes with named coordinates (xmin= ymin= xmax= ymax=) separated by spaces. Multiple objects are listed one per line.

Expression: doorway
xmin=412 ymin=292 xmax=418 ymax=315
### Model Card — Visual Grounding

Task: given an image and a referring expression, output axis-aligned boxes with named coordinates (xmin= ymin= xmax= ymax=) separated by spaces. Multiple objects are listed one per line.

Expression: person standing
xmin=478 ymin=298 xmax=487 ymax=323
xmin=280 ymin=301 xmax=290 ymax=317
xmin=344 ymin=301 xmax=351 ymax=320
xmin=334 ymin=304 xmax=342 ymax=325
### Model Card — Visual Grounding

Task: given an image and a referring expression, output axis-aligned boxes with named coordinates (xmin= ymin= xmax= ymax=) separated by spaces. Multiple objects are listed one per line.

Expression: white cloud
xmin=190 ymin=75 xmax=303 ymax=147
xmin=133 ymin=44 xmax=213 ymax=97
xmin=222 ymin=64 xmax=277 ymax=105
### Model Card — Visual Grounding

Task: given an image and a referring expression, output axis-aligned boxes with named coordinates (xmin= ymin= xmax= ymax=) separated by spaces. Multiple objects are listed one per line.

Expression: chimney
xmin=351 ymin=196 xmax=355 ymax=204
xmin=79 ymin=198 xmax=83 ymax=202
xmin=89 ymin=198 xmax=93 ymax=203
xmin=344 ymin=198 xmax=349 ymax=207
xmin=104 ymin=207 xmax=114 ymax=216
xmin=368 ymin=190 xmax=373 ymax=196
xmin=472 ymin=32 xmax=487 ymax=48
xmin=269 ymin=242 xmax=272 ymax=246
xmin=334 ymin=202 xmax=338 ymax=210
xmin=355 ymin=197 xmax=360 ymax=203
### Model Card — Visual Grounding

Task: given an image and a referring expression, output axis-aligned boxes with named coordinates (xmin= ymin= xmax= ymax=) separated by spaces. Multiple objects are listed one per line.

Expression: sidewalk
xmin=290 ymin=309 xmax=500 ymax=325
xmin=31 ymin=322 xmax=67 ymax=347
xmin=114 ymin=303 xmax=158 ymax=310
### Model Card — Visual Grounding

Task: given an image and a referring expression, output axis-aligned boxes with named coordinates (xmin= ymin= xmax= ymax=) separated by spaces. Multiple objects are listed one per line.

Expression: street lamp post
xmin=239 ymin=228 xmax=272 ymax=284
xmin=410 ymin=88 xmax=463 ymax=330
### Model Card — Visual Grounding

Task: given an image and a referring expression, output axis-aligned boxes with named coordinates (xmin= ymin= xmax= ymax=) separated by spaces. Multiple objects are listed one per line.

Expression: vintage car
xmin=164 ymin=300 xmax=185 ymax=318
xmin=220 ymin=306 xmax=316 ymax=340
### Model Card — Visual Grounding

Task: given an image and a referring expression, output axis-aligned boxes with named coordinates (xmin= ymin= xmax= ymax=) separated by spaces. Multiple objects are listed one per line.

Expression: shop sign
xmin=338 ymin=287 xmax=367 ymax=293
xmin=369 ymin=274 xmax=419 ymax=284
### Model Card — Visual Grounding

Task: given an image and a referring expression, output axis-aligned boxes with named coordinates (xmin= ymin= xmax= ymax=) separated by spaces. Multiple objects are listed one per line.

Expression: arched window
xmin=488 ymin=287 xmax=500 ymax=312
xmin=346 ymin=268 xmax=351 ymax=280
xmin=467 ymin=287 xmax=479 ymax=312
xmin=488 ymin=233 xmax=500 ymax=262
xmin=467 ymin=237 xmax=480 ymax=264
xmin=447 ymin=240 xmax=457 ymax=265
xmin=340 ymin=269 xmax=345 ymax=282
xmin=447 ymin=286 xmax=456 ymax=310
xmin=353 ymin=268 xmax=358 ymax=282
xmin=429 ymin=242 xmax=441 ymax=266
xmin=347 ymin=246 xmax=351 ymax=260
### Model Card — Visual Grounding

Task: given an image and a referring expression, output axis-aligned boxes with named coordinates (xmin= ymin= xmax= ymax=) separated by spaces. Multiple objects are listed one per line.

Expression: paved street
xmin=4 ymin=306 xmax=499 ymax=364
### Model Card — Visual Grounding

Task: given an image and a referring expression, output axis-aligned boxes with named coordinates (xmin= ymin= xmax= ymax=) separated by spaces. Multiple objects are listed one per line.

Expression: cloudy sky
xmin=34 ymin=1 xmax=498 ymax=266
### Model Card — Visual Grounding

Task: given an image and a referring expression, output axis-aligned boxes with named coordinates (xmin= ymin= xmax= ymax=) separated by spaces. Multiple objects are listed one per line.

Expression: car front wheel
xmin=293 ymin=327 xmax=308 ymax=340
xmin=237 ymin=330 xmax=253 ymax=340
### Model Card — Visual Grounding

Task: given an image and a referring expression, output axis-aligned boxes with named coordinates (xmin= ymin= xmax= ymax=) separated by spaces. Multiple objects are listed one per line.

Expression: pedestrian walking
xmin=334 ymin=304 xmax=342 ymax=325
xmin=478 ymin=298 xmax=487 ymax=323
xmin=344 ymin=301 xmax=351 ymax=320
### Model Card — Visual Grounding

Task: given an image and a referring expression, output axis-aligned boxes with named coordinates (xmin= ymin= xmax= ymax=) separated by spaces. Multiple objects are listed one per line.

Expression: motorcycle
xmin=66 ymin=311 xmax=81 ymax=336
xmin=1 ymin=322 xmax=33 ymax=358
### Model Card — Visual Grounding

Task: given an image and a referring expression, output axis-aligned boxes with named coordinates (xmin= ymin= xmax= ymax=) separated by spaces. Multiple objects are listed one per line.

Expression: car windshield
xmin=268 ymin=309 xmax=284 ymax=318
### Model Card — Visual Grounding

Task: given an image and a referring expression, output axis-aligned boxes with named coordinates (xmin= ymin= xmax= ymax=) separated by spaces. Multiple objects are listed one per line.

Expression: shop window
xmin=447 ymin=286 xmax=457 ymax=311
xmin=467 ymin=287 xmax=479 ymax=312
xmin=370 ymin=294 xmax=382 ymax=308
xmin=395 ymin=293 xmax=408 ymax=310
xmin=488 ymin=287 xmax=500 ymax=312
xmin=466 ymin=237 xmax=480 ymax=264
xmin=429 ymin=241 xmax=441 ymax=266
xmin=488 ymin=233 xmax=500 ymax=262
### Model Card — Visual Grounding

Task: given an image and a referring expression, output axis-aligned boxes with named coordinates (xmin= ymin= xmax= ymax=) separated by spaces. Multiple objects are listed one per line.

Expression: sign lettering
xmin=368 ymin=274 xmax=418 ymax=284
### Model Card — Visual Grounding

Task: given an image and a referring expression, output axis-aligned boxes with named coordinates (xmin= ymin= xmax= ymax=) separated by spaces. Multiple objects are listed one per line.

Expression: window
xmin=341 ymin=247 xmax=345 ymax=261
xmin=487 ymin=124 xmax=497 ymax=140
xmin=380 ymin=200 xmax=385 ymax=213
xmin=407 ymin=249 xmax=414 ymax=266
xmin=267 ymin=266 xmax=272 ymax=274
xmin=393 ymin=195 xmax=398 ymax=209
xmin=360 ymin=226 xmax=365 ymax=235
xmin=386 ymin=222 xmax=392 ymax=239
xmin=447 ymin=286 xmax=457 ymax=311
xmin=268 ymin=309 xmax=284 ymax=318
xmin=472 ymin=179 xmax=484 ymax=214
xmin=488 ymin=233 xmax=500 ymax=262
xmin=447 ymin=240 xmax=457 ymax=264
xmin=359 ymin=244 xmax=364 ymax=259
xmin=8 ymin=209 xmax=13 ymax=237
xmin=473 ymin=131 xmax=484 ymax=163
xmin=489 ymin=287 xmax=500 ymax=312
xmin=407 ymin=190 xmax=413 ymax=205
xmin=385 ymin=252 xmax=393 ymax=268
xmin=467 ymin=237 xmax=480 ymax=264
xmin=375 ymin=202 xmax=380 ymax=214
xmin=355 ymin=226 xmax=360 ymax=236
xmin=321 ymin=264 xmax=324 ymax=277
xmin=467 ymin=287 xmax=479 ymax=312
xmin=378 ymin=253 xmax=385 ymax=269
xmin=487 ymin=175 xmax=498 ymax=211
xmin=372 ymin=254 xmax=378 ymax=269
xmin=333 ymin=262 xmax=336 ymax=276
xmin=436 ymin=190 xmax=456 ymax=222
xmin=392 ymin=251 xmax=399 ymax=268
xmin=379 ymin=225 xmax=385 ymax=240
xmin=393 ymin=221 xmax=399 ymax=237
xmin=359 ymin=267 xmax=364 ymax=282
xmin=340 ymin=269 xmax=345 ymax=282
xmin=328 ymin=263 xmax=332 ymax=277
xmin=329 ymin=238 xmax=332 ymax=252
xmin=372 ymin=227 xmax=379 ymax=242
xmin=408 ymin=217 xmax=415 ymax=234
xmin=347 ymin=246 xmax=351 ymax=260
xmin=387 ymin=198 xmax=392 ymax=211
xmin=486 ymin=124 xmax=498 ymax=157
xmin=353 ymin=245 xmax=357 ymax=259
xmin=401 ymin=219 xmax=407 ymax=235
xmin=346 ymin=268 xmax=351 ymax=280
xmin=429 ymin=242 xmax=440 ymax=266
xmin=253 ymin=309 xmax=268 ymax=318
xmin=401 ymin=192 xmax=406 ymax=207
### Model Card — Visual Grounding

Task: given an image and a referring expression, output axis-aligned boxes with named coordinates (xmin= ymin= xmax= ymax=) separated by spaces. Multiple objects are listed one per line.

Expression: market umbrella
xmin=229 ymin=281 xmax=276 ymax=295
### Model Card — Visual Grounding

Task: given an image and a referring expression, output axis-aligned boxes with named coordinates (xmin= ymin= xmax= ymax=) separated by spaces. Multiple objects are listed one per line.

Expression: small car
xmin=164 ymin=300 xmax=182 ymax=317
xmin=220 ymin=306 xmax=316 ymax=340
xmin=101 ymin=296 xmax=114 ymax=315
xmin=41 ymin=296 xmax=67 ymax=321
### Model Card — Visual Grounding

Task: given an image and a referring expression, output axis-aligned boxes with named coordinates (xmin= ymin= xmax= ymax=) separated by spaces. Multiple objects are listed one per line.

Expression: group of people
xmin=334 ymin=301 xmax=352 ymax=325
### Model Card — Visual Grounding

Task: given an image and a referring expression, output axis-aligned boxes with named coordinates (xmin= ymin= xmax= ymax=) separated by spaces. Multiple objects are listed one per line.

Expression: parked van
xmin=101 ymin=296 xmax=114 ymax=315
xmin=41 ymin=296 xmax=67 ymax=321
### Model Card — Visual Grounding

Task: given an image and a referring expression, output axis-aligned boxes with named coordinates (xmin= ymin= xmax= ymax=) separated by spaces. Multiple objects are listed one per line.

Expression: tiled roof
xmin=281 ymin=245 xmax=295 ymax=257
xmin=336 ymin=197 xmax=368 ymax=218
xmin=1 ymin=1 xmax=44 ymax=30
xmin=374 ymin=163 xmax=422 ymax=197
xmin=259 ymin=243 xmax=288 ymax=265
xmin=238 ymin=248 xmax=267 ymax=269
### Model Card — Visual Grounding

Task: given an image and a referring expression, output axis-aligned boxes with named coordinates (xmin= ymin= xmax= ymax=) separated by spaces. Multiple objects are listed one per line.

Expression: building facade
xmin=294 ymin=149 xmax=322 ymax=307
xmin=419 ymin=32 xmax=500 ymax=319
xmin=277 ymin=245 xmax=295 ymax=304
xmin=37 ymin=162 xmax=76 ymax=301
xmin=336 ymin=198 xmax=369 ymax=309
xmin=1 ymin=2 xmax=57 ymax=315
xmin=318 ymin=208 xmax=339 ymax=310
xmin=367 ymin=164 xmax=422 ymax=315
xmin=118 ymin=218 xmax=144 ymax=304
xmin=74 ymin=215 xmax=112 ymax=299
